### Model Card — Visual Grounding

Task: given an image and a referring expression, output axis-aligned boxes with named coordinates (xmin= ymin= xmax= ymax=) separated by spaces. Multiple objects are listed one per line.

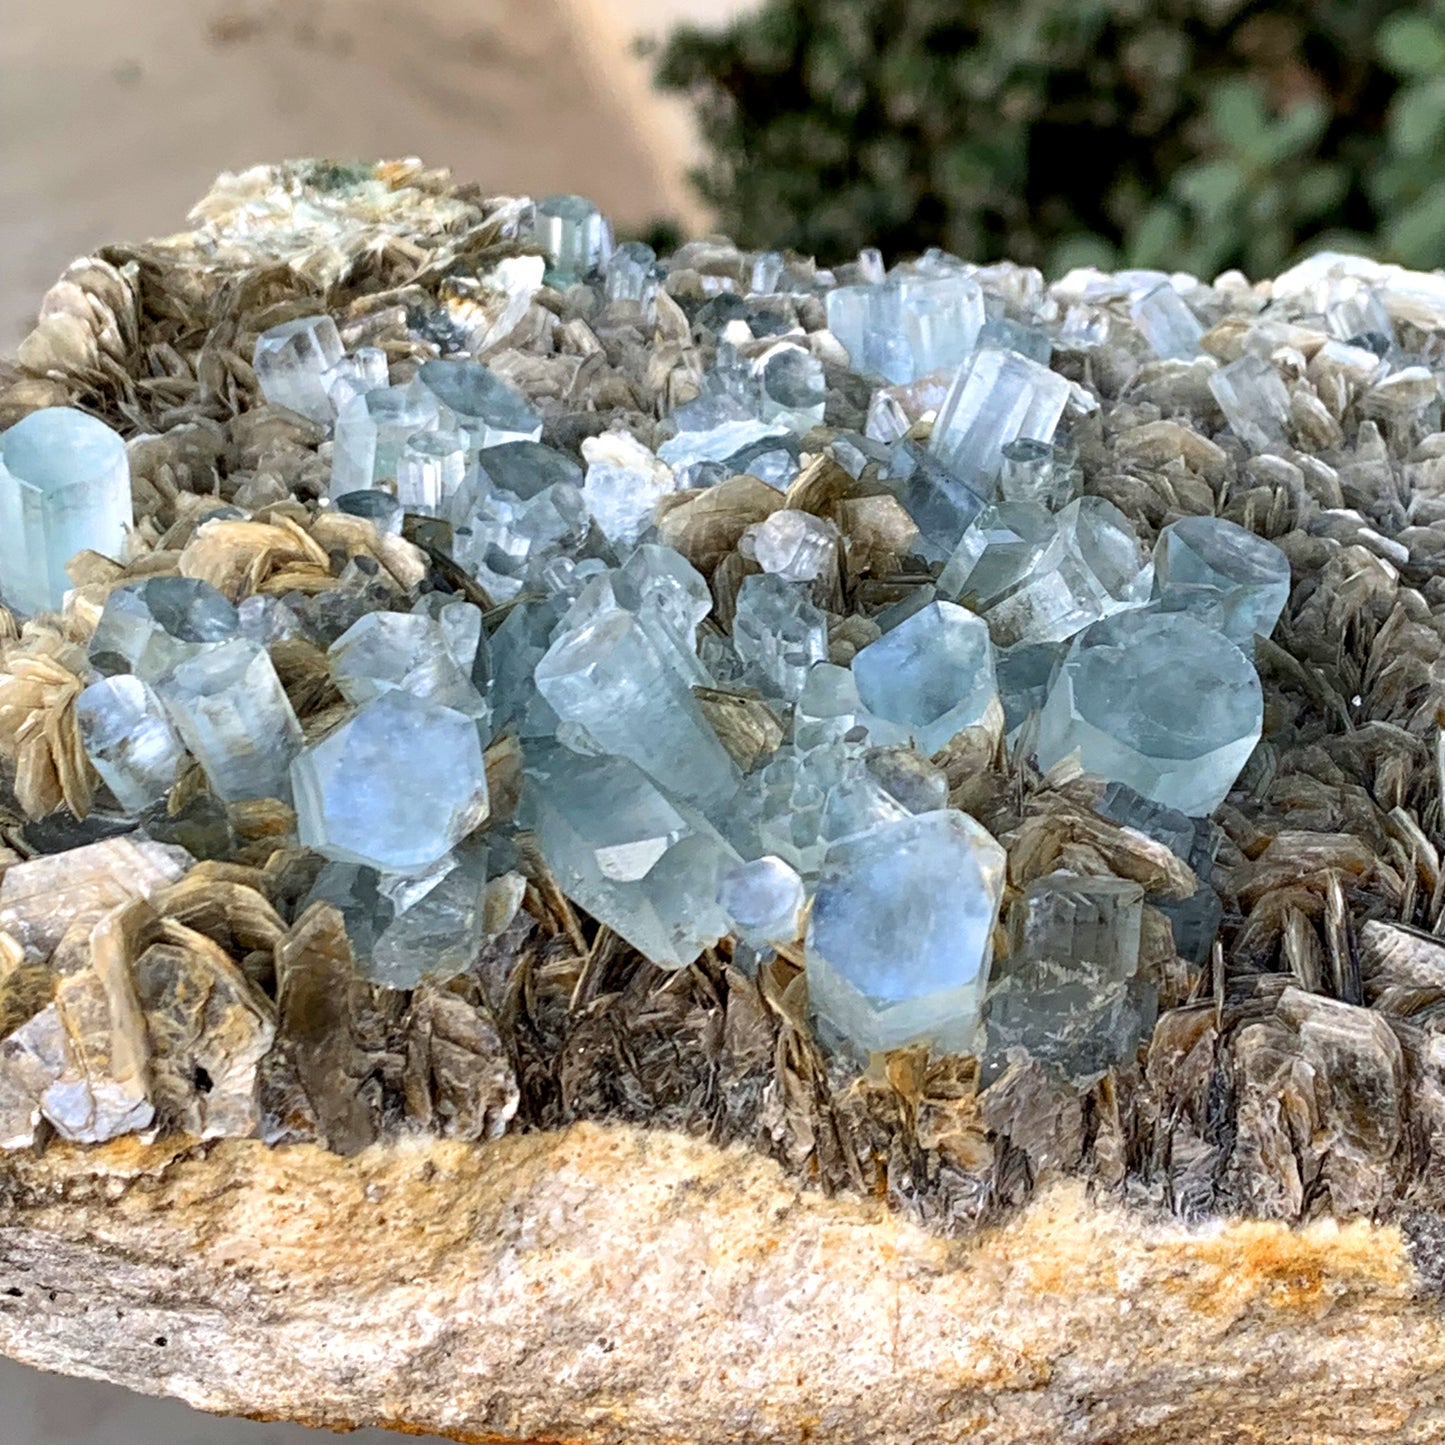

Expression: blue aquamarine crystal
xmin=580 ymin=431 xmax=676 ymax=546
xmin=306 ymin=842 xmax=490 ymax=989
xmin=1152 ymin=514 xmax=1291 ymax=646
xmin=851 ymin=602 xmax=997 ymax=756
xmin=717 ymin=855 xmax=805 ymax=948
xmin=328 ymin=609 xmax=490 ymax=722
xmin=793 ymin=664 xmax=909 ymax=753
xmin=330 ymin=385 xmax=440 ymax=497
xmin=532 ymin=194 xmax=612 ymax=285
xmin=1208 ymin=354 xmax=1291 ymax=452
xmin=0 ymin=407 xmax=133 ymax=616
xmin=927 ymin=348 xmax=1072 ymax=496
xmin=1036 ymin=610 xmax=1263 ymax=815
xmin=252 ymin=315 xmax=345 ymax=423
xmin=732 ymin=573 xmax=828 ymax=702
xmin=396 ymin=429 xmax=469 ymax=517
xmin=605 ymin=241 xmax=661 ymax=310
xmin=89 ymin=577 xmax=241 ymax=681
xmin=825 ymin=272 xmax=984 ymax=385
xmin=1130 ymin=283 xmax=1203 ymax=360
xmin=885 ymin=438 xmax=989 ymax=559
xmin=416 ymin=360 xmax=542 ymax=452
xmin=524 ymin=748 xmax=738 ymax=969
xmin=75 ymin=675 xmax=187 ymax=813
xmin=949 ymin=496 xmax=1151 ymax=648
xmin=535 ymin=610 xmax=741 ymax=814
xmin=806 ymin=809 xmax=1006 ymax=1054
xmin=291 ymin=690 xmax=490 ymax=874
xmin=1006 ymin=874 xmax=1145 ymax=983
xmin=997 ymin=437 xmax=1081 ymax=509
xmin=156 ymin=639 xmax=303 ymax=803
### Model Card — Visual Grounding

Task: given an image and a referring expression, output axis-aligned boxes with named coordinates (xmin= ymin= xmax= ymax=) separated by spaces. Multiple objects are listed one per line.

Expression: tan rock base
xmin=1 ymin=1124 xmax=1442 ymax=1443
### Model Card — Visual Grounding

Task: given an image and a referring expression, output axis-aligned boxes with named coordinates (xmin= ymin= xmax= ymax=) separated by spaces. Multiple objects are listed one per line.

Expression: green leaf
xmin=1385 ymin=179 xmax=1445 ymax=268
xmin=1208 ymin=81 xmax=1270 ymax=158
xmin=1260 ymin=99 xmax=1329 ymax=166
xmin=1173 ymin=160 xmax=1247 ymax=218
xmin=1378 ymin=15 xmax=1445 ymax=76
xmin=1293 ymin=163 xmax=1350 ymax=222
xmin=1125 ymin=201 xmax=1185 ymax=269
xmin=1048 ymin=231 xmax=1117 ymax=277
xmin=1389 ymin=78 xmax=1445 ymax=159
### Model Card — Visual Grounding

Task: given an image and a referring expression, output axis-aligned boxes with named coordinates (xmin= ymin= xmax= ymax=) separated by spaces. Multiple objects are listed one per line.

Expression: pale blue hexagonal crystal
xmin=396 ymin=429 xmax=469 ymax=517
xmin=0 ymin=406 xmax=133 ymax=616
xmin=1208 ymin=354 xmax=1290 ymax=452
xmin=1152 ymin=514 xmax=1291 ymax=646
xmin=291 ymin=690 xmax=490 ymax=874
xmin=851 ymin=601 xmax=998 ymax=756
xmin=330 ymin=385 xmax=440 ymax=497
xmin=532 ymin=194 xmax=612 ymax=285
xmin=89 ymin=577 xmax=240 ymax=682
xmin=415 ymin=360 xmax=542 ymax=452
xmin=757 ymin=346 xmax=826 ymax=432
xmin=328 ymin=609 xmax=490 ymax=722
xmin=535 ymin=610 xmax=741 ymax=814
xmin=927 ymin=348 xmax=1072 ymax=496
xmin=252 ymin=315 xmax=345 ymax=423
xmin=524 ymin=747 xmax=738 ymax=969
xmin=1129 ymin=283 xmax=1203 ymax=360
xmin=806 ymin=809 xmax=1006 ymax=1054
xmin=718 ymin=855 xmax=805 ymax=949
xmin=732 ymin=573 xmax=828 ymax=702
xmin=156 ymin=639 xmax=303 ymax=803
xmin=1036 ymin=610 xmax=1263 ymax=816
xmin=75 ymin=675 xmax=187 ymax=813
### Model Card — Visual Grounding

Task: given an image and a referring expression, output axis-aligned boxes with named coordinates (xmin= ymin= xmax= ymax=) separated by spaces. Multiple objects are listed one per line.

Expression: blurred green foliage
xmin=653 ymin=0 xmax=1445 ymax=275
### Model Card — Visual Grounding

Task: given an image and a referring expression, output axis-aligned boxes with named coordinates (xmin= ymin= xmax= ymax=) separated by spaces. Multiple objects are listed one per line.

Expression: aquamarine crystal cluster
xmin=0 ymin=192 xmax=1307 ymax=1072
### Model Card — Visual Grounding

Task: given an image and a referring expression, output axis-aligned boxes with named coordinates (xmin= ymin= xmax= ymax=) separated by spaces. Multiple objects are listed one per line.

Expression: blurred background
xmin=6 ymin=0 xmax=1445 ymax=1436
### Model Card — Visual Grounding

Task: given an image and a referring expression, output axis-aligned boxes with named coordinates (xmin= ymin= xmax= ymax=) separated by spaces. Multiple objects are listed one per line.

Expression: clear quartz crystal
xmin=1130 ymin=283 xmax=1203 ymax=360
xmin=928 ymin=348 xmax=1072 ymax=496
xmin=532 ymin=193 xmax=612 ymax=284
xmin=851 ymin=601 xmax=998 ymax=755
xmin=416 ymin=360 xmax=542 ymax=452
xmin=806 ymin=809 xmax=1006 ymax=1054
xmin=718 ymin=855 xmax=805 ymax=948
xmin=1036 ymin=610 xmax=1263 ymax=815
xmin=89 ymin=576 xmax=240 ymax=682
xmin=1152 ymin=514 xmax=1291 ymax=646
xmin=0 ymin=407 xmax=133 ymax=616
xmin=741 ymin=509 xmax=838 ymax=582
xmin=330 ymin=385 xmax=440 ymax=497
xmin=732 ymin=573 xmax=829 ymax=701
xmin=1208 ymin=354 xmax=1291 ymax=451
xmin=75 ymin=675 xmax=187 ymax=813
xmin=524 ymin=747 xmax=739 ymax=969
xmin=535 ymin=610 xmax=741 ymax=815
xmin=292 ymin=690 xmax=490 ymax=875
xmin=156 ymin=638 xmax=303 ymax=803
xmin=252 ymin=315 xmax=345 ymax=423
xmin=396 ymin=428 xmax=469 ymax=516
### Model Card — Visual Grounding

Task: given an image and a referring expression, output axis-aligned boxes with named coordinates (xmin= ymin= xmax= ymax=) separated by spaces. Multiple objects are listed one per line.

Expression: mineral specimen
xmin=851 ymin=601 xmax=998 ymax=755
xmin=331 ymin=384 xmax=441 ymax=496
xmin=806 ymin=810 xmax=1006 ymax=1054
xmin=252 ymin=315 xmax=346 ymax=423
xmin=0 ymin=407 xmax=132 ymax=615
xmin=89 ymin=577 xmax=241 ymax=682
xmin=291 ymin=690 xmax=490 ymax=874
xmin=156 ymin=639 xmax=303 ymax=803
xmin=1036 ymin=611 xmax=1263 ymax=814
xmin=75 ymin=675 xmax=187 ymax=812
xmin=1151 ymin=514 xmax=1292 ymax=646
